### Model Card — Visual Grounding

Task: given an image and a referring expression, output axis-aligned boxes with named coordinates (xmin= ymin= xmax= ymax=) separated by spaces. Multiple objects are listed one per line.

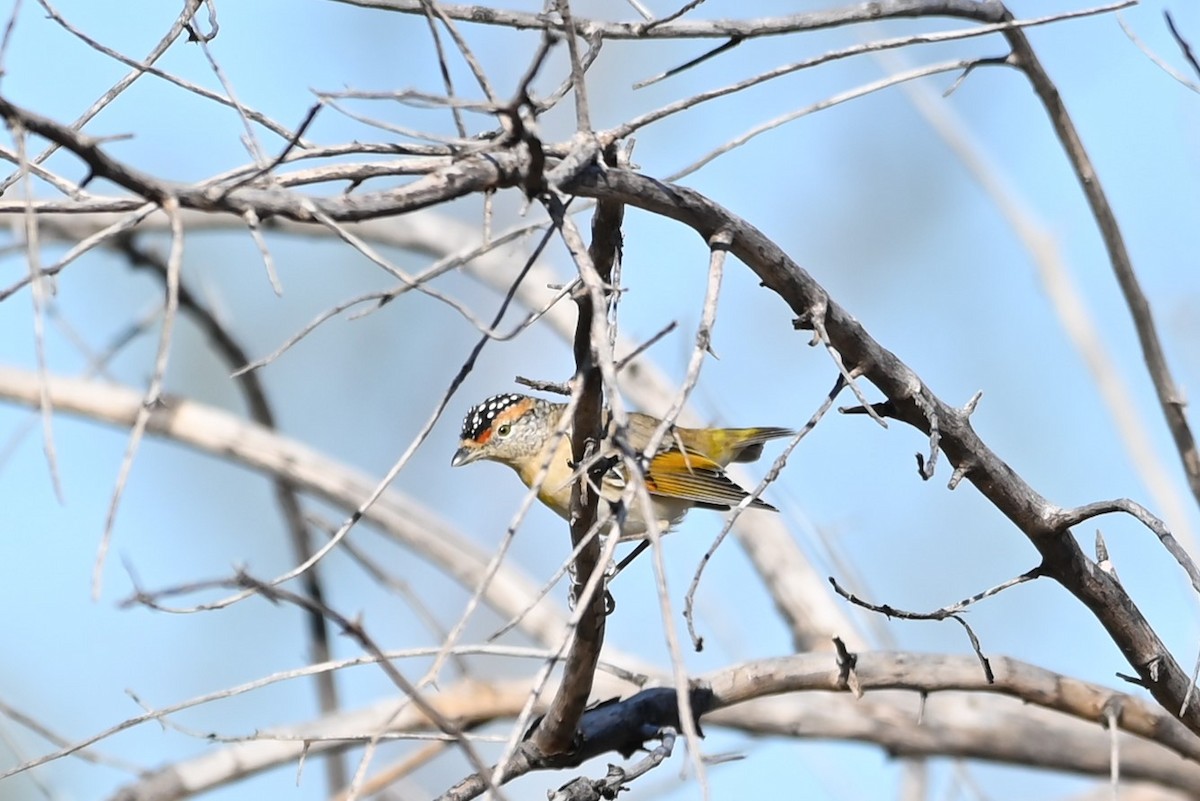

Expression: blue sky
xmin=2 ymin=1 xmax=1199 ymax=799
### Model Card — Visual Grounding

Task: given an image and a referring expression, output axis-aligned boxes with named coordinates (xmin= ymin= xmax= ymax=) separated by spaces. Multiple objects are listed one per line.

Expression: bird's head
xmin=451 ymin=393 xmax=555 ymax=469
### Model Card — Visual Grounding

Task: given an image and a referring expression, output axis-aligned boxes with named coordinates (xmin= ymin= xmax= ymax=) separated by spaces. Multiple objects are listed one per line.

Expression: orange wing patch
xmin=645 ymin=449 xmax=775 ymax=510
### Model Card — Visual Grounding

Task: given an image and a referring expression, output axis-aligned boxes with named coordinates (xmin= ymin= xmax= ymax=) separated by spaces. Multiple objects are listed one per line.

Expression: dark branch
xmin=530 ymin=145 xmax=623 ymax=758
xmin=558 ymin=164 xmax=1200 ymax=734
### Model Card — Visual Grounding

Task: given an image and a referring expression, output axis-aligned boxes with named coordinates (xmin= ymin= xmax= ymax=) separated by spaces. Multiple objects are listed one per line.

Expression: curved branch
xmin=558 ymin=164 xmax=1200 ymax=734
xmin=999 ymin=12 xmax=1200 ymax=522
xmin=1052 ymin=499 xmax=1200 ymax=593
xmin=705 ymin=652 xmax=1200 ymax=764
xmin=0 ymin=365 xmax=572 ymax=649
xmin=10 ymin=83 xmax=1190 ymax=732
xmin=101 ymin=652 xmax=1200 ymax=801
xmin=10 ymin=370 xmax=1191 ymax=788
xmin=116 ymin=235 xmax=346 ymax=782
xmin=717 ymin=693 xmax=1200 ymax=791
xmin=25 ymin=209 xmax=867 ymax=653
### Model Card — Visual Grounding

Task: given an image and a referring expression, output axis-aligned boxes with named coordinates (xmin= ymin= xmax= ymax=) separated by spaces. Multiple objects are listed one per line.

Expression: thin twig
xmin=0 ymin=0 xmax=23 ymax=76
xmin=423 ymin=0 xmax=498 ymax=103
xmin=614 ymin=321 xmax=678 ymax=372
xmin=633 ymin=37 xmax=743 ymax=89
xmin=684 ymin=374 xmax=845 ymax=650
xmin=808 ymin=302 xmax=885 ymax=428
xmin=143 ymin=210 xmax=541 ymax=616
xmin=555 ymin=0 xmax=591 ymax=133
xmin=1165 ymin=10 xmax=1200 ymax=82
xmin=606 ymin=5 xmax=1132 ymax=142
xmin=93 ymin=197 xmax=183 ymax=598
xmin=667 ymin=58 xmax=977 ymax=181
xmin=131 ymin=570 xmax=502 ymax=795
xmin=117 ymin=232 xmax=346 ymax=786
xmin=828 ymin=577 xmax=1004 ymax=682
xmin=221 ymin=104 xmax=322 ymax=196
xmin=1003 ymin=13 xmax=1200 ymax=535
xmin=418 ymin=0 xmax=469 ymax=138
xmin=640 ymin=0 xmax=709 ymax=33
xmin=1118 ymin=13 xmax=1200 ymax=93
xmin=878 ymin=39 xmax=1199 ymax=553
xmin=186 ymin=15 xmax=268 ymax=166
xmin=15 ymin=121 xmax=64 ymax=504
xmin=0 ymin=698 xmax=143 ymax=775
xmin=4 ymin=0 xmax=208 ymax=193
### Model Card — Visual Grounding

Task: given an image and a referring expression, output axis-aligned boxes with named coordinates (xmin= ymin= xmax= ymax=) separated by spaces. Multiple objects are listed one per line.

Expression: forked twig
xmin=1051 ymin=500 xmax=1200 ymax=594
xmin=128 ymin=570 xmax=501 ymax=793
xmin=3 ymin=0 xmax=207 ymax=194
xmin=827 ymin=575 xmax=1036 ymax=683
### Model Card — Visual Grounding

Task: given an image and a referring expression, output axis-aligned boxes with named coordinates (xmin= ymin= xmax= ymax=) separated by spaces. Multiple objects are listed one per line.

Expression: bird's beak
xmin=450 ymin=446 xmax=479 ymax=467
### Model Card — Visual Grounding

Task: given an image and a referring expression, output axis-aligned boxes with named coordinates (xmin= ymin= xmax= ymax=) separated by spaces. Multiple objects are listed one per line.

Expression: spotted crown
xmin=460 ymin=393 xmax=528 ymax=441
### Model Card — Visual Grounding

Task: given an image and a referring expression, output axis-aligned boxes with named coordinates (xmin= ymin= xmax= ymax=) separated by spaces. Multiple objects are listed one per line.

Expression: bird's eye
xmin=496 ymin=423 xmax=512 ymax=438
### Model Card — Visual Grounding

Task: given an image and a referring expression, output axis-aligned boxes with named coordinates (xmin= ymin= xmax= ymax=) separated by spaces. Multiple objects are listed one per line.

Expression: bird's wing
xmin=644 ymin=450 xmax=775 ymax=510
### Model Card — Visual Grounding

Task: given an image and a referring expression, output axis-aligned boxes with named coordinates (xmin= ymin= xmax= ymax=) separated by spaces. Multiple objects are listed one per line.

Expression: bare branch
xmin=128 ymin=570 xmax=501 ymax=794
xmin=328 ymin=0 xmax=1131 ymax=41
xmin=528 ymin=169 xmax=621 ymax=755
xmin=605 ymin=6 xmax=1129 ymax=141
xmin=0 ymin=92 xmax=526 ymax=219
xmin=1118 ymin=14 xmax=1200 ymax=93
xmin=57 ymin=652 xmax=1200 ymax=799
xmin=1050 ymin=500 xmax=1200 ymax=595
xmin=3 ymin=0 xmax=207 ymax=193
xmin=555 ymin=0 xmax=591 ymax=133
xmin=14 ymin=120 xmax=64 ymax=504
xmin=632 ymin=36 xmax=743 ymax=90
xmin=558 ymin=164 xmax=1200 ymax=733
xmin=3 ymin=6 xmax=1189 ymax=797
xmin=1165 ymin=10 xmax=1200 ymax=83
xmin=93 ymin=198 xmax=182 ymax=597
xmin=116 ymin=233 xmax=345 ymax=784
xmin=0 ymin=365 xmax=581 ymax=648
xmin=22 ymin=207 xmax=867 ymax=653
xmin=684 ymin=374 xmax=846 ymax=651
xmin=1001 ymin=15 xmax=1200 ymax=520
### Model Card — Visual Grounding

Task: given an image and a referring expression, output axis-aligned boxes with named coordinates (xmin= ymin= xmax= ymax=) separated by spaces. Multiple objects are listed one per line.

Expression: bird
xmin=450 ymin=392 xmax=792 ymax=538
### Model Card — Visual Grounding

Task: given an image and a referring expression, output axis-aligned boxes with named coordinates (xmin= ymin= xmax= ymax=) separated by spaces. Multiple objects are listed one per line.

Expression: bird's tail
xmin=720 ymin=426 xmax=794 ymax=463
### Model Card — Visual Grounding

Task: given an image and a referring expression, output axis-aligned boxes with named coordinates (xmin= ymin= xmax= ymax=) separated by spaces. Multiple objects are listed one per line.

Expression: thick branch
xmin=95 ymin=652 xmax=1200 ymax=801
xmin=530 ymin=189 xmax=621 ymax=753
xmin=705 ymin=652 xmax=1200 ymax=764
xmin=24 ymin=209 xmax=865 ymax=653
xmin=0 ymin=366 xmax=574 ymax=650
xmin=0 ymin=94 xmax=525 ymax=221
xmin=558 ymin=165 xmax=1200 ymax=734
xmin=717 ymin=693 xmax=1200 ymax=791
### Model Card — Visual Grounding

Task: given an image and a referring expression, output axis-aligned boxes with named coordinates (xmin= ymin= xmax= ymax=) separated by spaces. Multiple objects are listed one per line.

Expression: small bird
xmin=450 ymin=392 xmax=792 ymax=537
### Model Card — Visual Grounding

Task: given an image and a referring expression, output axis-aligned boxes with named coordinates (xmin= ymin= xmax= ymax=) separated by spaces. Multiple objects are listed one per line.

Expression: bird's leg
xmin=611 ymin=540 xmax=650 ymax=578
xmin=567 ymin=549 xmax=620 ymax=615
